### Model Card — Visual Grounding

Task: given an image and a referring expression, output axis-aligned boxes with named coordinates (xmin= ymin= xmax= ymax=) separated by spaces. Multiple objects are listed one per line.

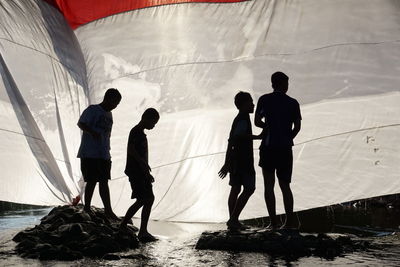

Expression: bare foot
xmin=265 ymin=223 xmax=279 ymax=231
xmin=83 ymin=206 xmax=92 ymax=213
xmin=280 ymin=215 xmax=300 ymax=230
xmin=138 ymin=232 xmax=157 ymax=242
xmin=226 ymin=219 xmax=242 ymax=231
xmin=105 ymin=211 xmax=121 ymax=221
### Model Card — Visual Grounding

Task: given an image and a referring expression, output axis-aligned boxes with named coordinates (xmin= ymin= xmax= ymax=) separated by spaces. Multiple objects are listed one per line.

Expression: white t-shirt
xmin=77 ymin=105 xmax=113 ymax=159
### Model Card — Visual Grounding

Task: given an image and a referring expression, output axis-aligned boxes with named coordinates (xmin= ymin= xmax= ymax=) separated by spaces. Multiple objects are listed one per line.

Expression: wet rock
xmin=121 ymin=253 xmax=149 ymax=260
xmin=103 ymin=253 xmax=121 ymax=260
xmin=15 ymin=239 xmax=36 ymax=252
xmin=13 ymin=205 xmax=139 ymax=260
xmin=196 ymin=228 xmax=370 ymax=259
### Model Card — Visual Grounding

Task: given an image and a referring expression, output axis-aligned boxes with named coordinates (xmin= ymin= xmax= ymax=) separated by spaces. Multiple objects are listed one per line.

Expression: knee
xmin=98 ymin=180 xmax=109 ymax=188
xmin=143 ymin=195 xmax=155 ymax=206
xmin=230 ymin=186 xmax=241 ymax=196
xmin=278 ymin=180 xmax=291 ymax=191
xmin=243 ymin=187 xmax=255 ymax=196
xmin=264 ymin=182 xmax=275 ymax=191
xmin=85 ymin=181 xmax=96 ymax=189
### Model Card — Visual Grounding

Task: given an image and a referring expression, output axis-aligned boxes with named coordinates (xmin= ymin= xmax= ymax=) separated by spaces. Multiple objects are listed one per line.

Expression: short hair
xmin=271 ymin=71 xmax=289 ymax=88
xmin=234 ymin=91 xmax=252 ymax=109
xmin=104 ymin=88 xmax=122 ymax=100
xmin=142 ymin=108 xmax=160 ymax=121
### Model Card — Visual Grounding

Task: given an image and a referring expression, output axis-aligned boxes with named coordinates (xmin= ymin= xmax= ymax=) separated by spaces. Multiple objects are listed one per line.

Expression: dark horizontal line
xmin=100 ymin=39 xmax=400 ymax=83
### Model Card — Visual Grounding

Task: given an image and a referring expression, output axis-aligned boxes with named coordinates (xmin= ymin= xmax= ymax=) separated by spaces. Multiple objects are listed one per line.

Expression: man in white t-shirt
xmin=77 ymin=88 xmax=121 ymax=219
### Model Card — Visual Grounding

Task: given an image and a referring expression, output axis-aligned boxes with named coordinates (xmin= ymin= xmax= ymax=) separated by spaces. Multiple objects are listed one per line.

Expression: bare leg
xmin=120 ymin=200 xmax=144 ymax=228
xmin=278 ymin=179 xmax=295 ymax=227
xmin=228 ymin=186 xmax=241 ymax=217
xmin=99 ymin=180 xmax=117 ymax=218
xmin=262 ymin=168 xmax=278 ymax=227
xmin=138 ymin=195 xmax=155 ymax=235
xmin=230 ymin=188 xmax=255 ymax=221
xmin=84 ymin=181 xmax=97 ymax=212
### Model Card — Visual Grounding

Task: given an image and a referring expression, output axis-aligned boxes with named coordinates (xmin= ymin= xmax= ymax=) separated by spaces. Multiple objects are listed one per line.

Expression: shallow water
xmin=1 ymin=208 xmax=400 ymax=266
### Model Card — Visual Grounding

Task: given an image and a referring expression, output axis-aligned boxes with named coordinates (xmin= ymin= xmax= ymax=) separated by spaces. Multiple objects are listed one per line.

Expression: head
xmin=271 ymin=71 xmax=289 ymax=93
xmin=234 ymin=91 xmax=254 ymax=113
xmin=102 ymin=88 xmax=122 ymax=111
xmin=141 ymin=108 xmax=160 ymax=130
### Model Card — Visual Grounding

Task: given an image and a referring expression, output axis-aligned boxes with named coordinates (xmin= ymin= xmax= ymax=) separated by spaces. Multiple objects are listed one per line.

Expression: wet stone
xmin=196 ymin=228 xmax=371 ymax=259
xmin=103 ymin=253 xmax=121 ymax=260
xmin=12 ymin=205 xmax=139 ymax=260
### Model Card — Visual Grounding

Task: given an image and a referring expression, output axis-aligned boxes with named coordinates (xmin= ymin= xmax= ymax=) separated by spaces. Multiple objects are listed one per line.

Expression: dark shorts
xmin=129 ymin=177 xmax=154 ymax=200
xmin=80 ymin=158 xmax=111 ymax=182
xmin=229 ymin=168 xmax=256 ymax=191
xmin=259 ymin=147 xmax=293 ymax=183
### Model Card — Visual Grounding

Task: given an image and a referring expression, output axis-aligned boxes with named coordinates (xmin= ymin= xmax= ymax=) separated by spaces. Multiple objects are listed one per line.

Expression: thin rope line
xmin=100 ymin=40 xmax=400 ymax=83
xmin=111 ymin=122 xmax=400 ymax=181
xmin=0 ymin=37 xmax=84 ymax=79
xmin=0 ymin=127 xmax=45 ymax=142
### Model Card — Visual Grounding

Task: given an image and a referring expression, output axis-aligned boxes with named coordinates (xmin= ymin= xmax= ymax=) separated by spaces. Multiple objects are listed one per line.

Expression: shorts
xmin=80 ymin=158 xmax=111 ymax=182
xmin=129 ymin=177 xmax=154 ymax=200
xmin=229 ymin=168 xmax=256 ymax=191
xmin=259 ymin=147 xmax=293 ymax=183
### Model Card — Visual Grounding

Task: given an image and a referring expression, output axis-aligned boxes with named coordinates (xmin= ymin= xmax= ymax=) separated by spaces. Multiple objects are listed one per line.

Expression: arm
xmin=292 ymin=101 xmax=302 ymax=139
xmin=254 ymin=112 xmax=266 ymax=129
xmin=231 ymin=119 xmax=264 ymax=142
xmin=230 ymin=132 xmax=263 ymax=142
xmin=127 ymin=142 xmax=151 ymax=173
xmin=77 ymin=121 xmax=100 ymax=139
xmin=292 ymin=119 xmax=301 ymax=139
xmin=254 ymin=97 xmax=266 ymax=129
xmin=218 ymin=141 xmax=233 ymax=179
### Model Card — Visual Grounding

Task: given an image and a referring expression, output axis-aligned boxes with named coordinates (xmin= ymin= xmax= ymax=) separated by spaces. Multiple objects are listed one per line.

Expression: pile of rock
xmin=12 ymin=205 xmax=138 ymax=260
xmin=196 ymin=228 xmax=370 ymax=259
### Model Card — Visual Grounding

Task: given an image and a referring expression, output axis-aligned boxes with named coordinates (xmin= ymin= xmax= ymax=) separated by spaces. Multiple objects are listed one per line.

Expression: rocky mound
xmin=196 ymin=228 xmax=370 ymax=259
xmin=12 ymin=205 xmax=138 ymax=260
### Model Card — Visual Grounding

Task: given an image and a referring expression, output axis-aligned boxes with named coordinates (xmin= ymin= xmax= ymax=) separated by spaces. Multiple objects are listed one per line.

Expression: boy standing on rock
xmin=219 ymin=92 xmax=262 ymax=230
xmin=77 ymin=88 xmax=121 ymax=220
xmin=255 ymin=72 xmax=302 ymax=229
xmin=120 ymin=108 xmax=160 ymax=242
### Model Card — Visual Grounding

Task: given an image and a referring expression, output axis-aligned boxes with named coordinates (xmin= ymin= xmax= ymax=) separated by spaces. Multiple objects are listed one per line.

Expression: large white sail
xmin=1 ymin=0 xmax=399 ymax=222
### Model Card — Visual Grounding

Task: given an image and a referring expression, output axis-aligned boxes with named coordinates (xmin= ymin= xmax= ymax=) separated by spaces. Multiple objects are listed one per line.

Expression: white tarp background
xmin=0 ymin=0 xmax=399 ymax=222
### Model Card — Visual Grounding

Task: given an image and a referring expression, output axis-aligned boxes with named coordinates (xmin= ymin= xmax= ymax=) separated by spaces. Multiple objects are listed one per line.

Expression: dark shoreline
xmin=243 ymin=193 xmax=400 ymax=235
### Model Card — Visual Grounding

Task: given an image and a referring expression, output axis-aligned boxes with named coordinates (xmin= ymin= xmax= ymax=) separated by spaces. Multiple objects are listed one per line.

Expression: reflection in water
xmin=0 ymin=208 xmax=50 ymax=231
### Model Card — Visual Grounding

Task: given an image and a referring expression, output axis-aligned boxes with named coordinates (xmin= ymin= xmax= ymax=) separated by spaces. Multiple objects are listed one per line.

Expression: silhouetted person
xmin=120 ymin=108 xmax=160 ymax=242
xmin=77 ymin=88 xmax=121 ymax=220
xmin=255 ymin=72 xmax=301 ymax=229
xmin=219 ymin=92 xmax=261 ymax=230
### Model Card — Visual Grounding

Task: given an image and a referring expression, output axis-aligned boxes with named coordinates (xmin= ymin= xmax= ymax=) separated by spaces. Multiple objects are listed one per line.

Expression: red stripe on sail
xmin=44 ymin=0 xmax=247 ymax=29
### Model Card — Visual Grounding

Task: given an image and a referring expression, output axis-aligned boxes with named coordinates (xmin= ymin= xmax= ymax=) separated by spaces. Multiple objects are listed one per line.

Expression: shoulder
xmin=232 ymin=114 xmax=248 ymax=130
xmin=258 ymin=93 xmax=271 ymax=102
xmin=287 ymin=95 xmax=300 ymax=106
xmin=80 ymin=105 xmax=98 ymax=119
xmin=86 ymin=104 xmax=104 ymax=114
xmin=88 ymin=104 xmax=100 ymax=110
xmin=130 ymin=125 xmax=145 ymax=137
xmin=82 ymin=105 xmax=95 ymax=112
xmin=256 ymin=94 xmax=271 ymax=109
xmin=130 ymin=125 xmax=139 ymax=135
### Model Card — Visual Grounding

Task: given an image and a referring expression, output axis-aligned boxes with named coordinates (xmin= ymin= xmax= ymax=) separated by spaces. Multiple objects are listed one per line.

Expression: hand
xmin=140 ymin=162 xmax=151 ymax=173
xmin=218 ymin=164 xmax=229 ymax=179
xmin=260 ymin=128 xmax=267 ymax=137
xmin=147 ymin=174 xmax=155 ymax=183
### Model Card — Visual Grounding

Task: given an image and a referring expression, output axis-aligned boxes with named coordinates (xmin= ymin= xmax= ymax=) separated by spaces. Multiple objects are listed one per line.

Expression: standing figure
xmin=120 ymin=108 xmax=160 ymax=242
xmin=255 ymin=72 xmax=302 ymax=229
xmin=77 ymin=88 xmax=122 ymax=220
xmin=219 ymin=92 xmax=261 ymax=230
